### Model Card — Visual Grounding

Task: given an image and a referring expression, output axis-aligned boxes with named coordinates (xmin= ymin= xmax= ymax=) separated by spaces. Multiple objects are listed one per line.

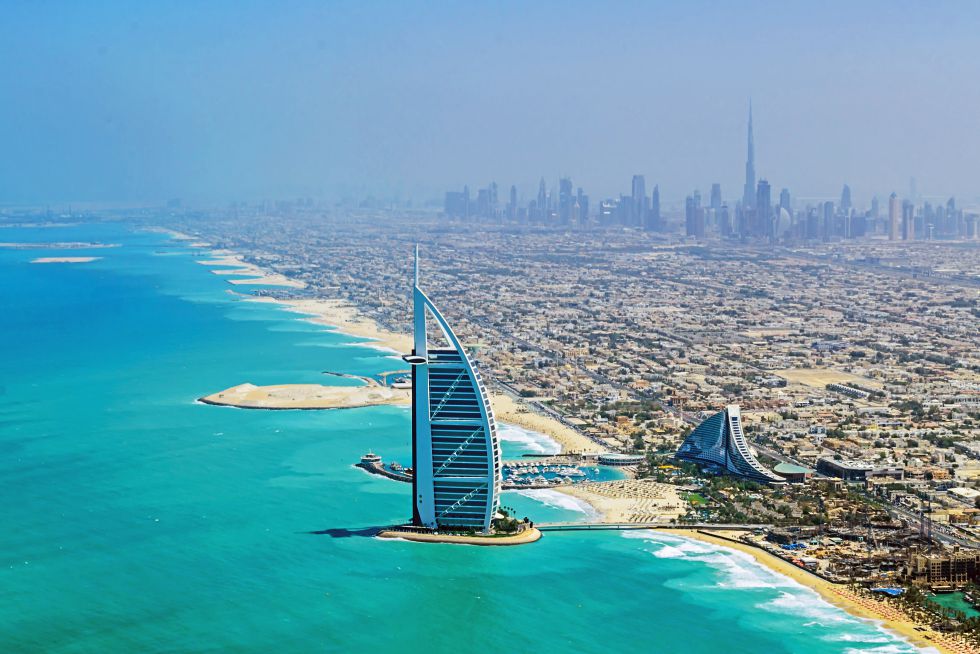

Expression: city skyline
xmin=442 ymin=103 xmax=978 ymax=243
xmin=451 ymin=96 xmax=978 ymax=235
xmin=4 ymin=2 xmax=980 ymax=205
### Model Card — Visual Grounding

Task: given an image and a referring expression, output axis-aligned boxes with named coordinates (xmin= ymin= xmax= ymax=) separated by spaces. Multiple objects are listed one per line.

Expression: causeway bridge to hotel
xmin=536 ymin=522 xmax=772 ymax=532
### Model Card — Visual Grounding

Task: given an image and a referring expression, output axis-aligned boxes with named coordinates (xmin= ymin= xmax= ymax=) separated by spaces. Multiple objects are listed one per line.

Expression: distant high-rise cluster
xmin=444 ymin=174 xmax=663 ymax=231
xmin=443 ymin=102 xmax=979 ymax=242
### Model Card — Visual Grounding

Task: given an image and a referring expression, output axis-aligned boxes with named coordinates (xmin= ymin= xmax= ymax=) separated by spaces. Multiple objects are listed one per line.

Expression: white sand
xmin=31 ymin=257 xmax=102 ymax=264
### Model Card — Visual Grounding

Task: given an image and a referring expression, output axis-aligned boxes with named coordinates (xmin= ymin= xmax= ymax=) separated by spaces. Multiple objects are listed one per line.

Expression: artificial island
xmin=377 ymin=248 xmax=539 ymax=544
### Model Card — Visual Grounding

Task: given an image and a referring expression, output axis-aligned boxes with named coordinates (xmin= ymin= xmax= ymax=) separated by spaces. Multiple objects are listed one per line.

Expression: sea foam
xmin=623 ymin=530 xmax=793 ymax=589
xmin=760 ymin=590 xmax=851 ymax=623
xmin=843 ymin=646 xmax=935 ymax=654
xmin=497 ymin=423 xmax=561 ymax=455
xmin=514 ymin=489 xmax=599 ymax=520
xmin=622 ymin=531 xmax=934 ymax=653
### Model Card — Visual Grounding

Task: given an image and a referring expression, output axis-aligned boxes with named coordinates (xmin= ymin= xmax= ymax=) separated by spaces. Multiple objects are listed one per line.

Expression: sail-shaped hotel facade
xmin=676 ymin=405 xmax=783 ymax=484
xmin=403 ymin=248 xmax=501 ymax=533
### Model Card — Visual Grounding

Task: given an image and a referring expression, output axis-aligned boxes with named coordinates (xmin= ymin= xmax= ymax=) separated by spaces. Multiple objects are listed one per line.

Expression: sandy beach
xmin=672 ymin=529 xmax=968 ymax=654
xmin=31 ymin=256 xmax=101 ymax=264
xmin=199 ymin=382 xmax=409 ymax=410
xmin=555 ymin=480 xmax=686 ymax=523
xmin=491 ymin=393 xmax=601 ymax=454
xmin=246 ymin=296 xmax=413 ymax=353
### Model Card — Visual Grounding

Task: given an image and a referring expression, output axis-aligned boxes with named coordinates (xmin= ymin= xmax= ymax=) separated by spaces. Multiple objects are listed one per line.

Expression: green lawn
xmin=684 ymin=493 xmax=707 ymax=506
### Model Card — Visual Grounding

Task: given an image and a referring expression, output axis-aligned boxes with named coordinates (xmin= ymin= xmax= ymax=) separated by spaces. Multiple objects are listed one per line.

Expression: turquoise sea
xmin=1 ymin=223 xmax=936 ymax=653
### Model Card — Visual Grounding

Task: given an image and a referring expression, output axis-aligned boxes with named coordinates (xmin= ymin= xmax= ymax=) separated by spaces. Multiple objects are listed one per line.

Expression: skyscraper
xmin=631 ymin=175 xmax=646 ymax=227
xmin=404 ymin=247 xmax=501 ymax=533
xmin=718 ymin=204 xmax=732 ymax=237
xmin=536 ymin=178 xmax=547 ymax=222
xmin=489 ymin=182 xmax=498 ymax=218
xmin=559 ymin=177 xmax=574 ymax=224
xmin=508 ymin=185 xmax=517 ymax=221
xmin=902 ymin=200 xmax=915 ymax=241
xmin=685 ymin=193 xmax=704 ymax=238
xmin=840 ymin=184 xmax=852 ymax=213
xmin=742 ymin=101 xmax=756 ymax=210
xmin=779 ymin=188 xmax=791 ymax=215
xmin=755 ymin=179 xmax=771 ymax=238
xmin=647 ymin=184 xmax=661 ymax=231
xmin=888 ymin=193 xmax=900 ymax=241
xmin=576 ymin=187 xmax=589 ymax=224
xmin=822 ymin=201 xmax=834 ymax=241
xmin=710 ymin=183 xmax=722 ymax=212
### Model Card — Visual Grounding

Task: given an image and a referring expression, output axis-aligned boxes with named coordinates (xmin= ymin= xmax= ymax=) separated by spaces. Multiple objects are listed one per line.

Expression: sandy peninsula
xmin=31 ymin=256 xmax=102 ymax=264
xmin=674 ymin=529 xmax=968 ymax=654
xmin=199 ymin=382 xmax=409 ymax=410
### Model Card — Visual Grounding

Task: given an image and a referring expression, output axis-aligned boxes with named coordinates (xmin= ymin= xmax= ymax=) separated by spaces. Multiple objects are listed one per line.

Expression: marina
xmin=357 ymin=452 xmax=623 ymax=489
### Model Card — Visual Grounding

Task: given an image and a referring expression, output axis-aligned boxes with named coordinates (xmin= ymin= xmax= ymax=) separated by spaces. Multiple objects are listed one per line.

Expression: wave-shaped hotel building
xmin=402 ymin=248 xmax=502 ymax=533
xmin=676 ymin=405 xmax=783 ymax=484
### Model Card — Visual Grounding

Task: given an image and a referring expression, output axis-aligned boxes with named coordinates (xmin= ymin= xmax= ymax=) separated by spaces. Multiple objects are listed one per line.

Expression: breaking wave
xmin=497 ymin=423 xmax=561 ymax=455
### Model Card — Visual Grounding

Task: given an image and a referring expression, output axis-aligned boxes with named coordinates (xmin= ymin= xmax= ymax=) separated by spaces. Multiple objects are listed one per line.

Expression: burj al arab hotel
xmin=402 ymin=247 xmax=501 ymax=533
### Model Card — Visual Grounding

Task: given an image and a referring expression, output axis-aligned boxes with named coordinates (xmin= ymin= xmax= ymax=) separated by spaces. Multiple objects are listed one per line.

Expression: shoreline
xmin=198 ymin=382 xmax=409 ymax=410
xmin=163 ymin=233 xmax=597 ymax=456
xmin=197 ymin=252 xmax=306 ymax=289
xmin=491 ymin=393 xmax=601 ymax=455
xmin=243 ymin=299 xmax=599 ymax=457
xmin=245 ymin=295 xmax=413 ymax=354
xmin=671 ymin=528 xmax=961 ymax=654
xmin=377 ymin=527 xmax=541 ymax=546
xmin=162 ymin=230 xmax=966 ymax=650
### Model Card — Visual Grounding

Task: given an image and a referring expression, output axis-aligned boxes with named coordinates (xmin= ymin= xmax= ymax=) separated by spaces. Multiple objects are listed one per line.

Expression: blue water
xmin=0 ymin=223 xmax=933 ymax=653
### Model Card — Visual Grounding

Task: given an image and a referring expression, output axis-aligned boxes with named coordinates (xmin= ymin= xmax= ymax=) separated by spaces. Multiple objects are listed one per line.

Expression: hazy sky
xmin=3 ymin=1 xmax=979 ymax=207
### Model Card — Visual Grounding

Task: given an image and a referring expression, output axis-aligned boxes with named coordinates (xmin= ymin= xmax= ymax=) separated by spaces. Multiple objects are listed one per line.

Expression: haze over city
xmin=4 ymin=4 xmax=980 ymax=653
xmin=3 ymin=1 xmax=980 ymax=205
